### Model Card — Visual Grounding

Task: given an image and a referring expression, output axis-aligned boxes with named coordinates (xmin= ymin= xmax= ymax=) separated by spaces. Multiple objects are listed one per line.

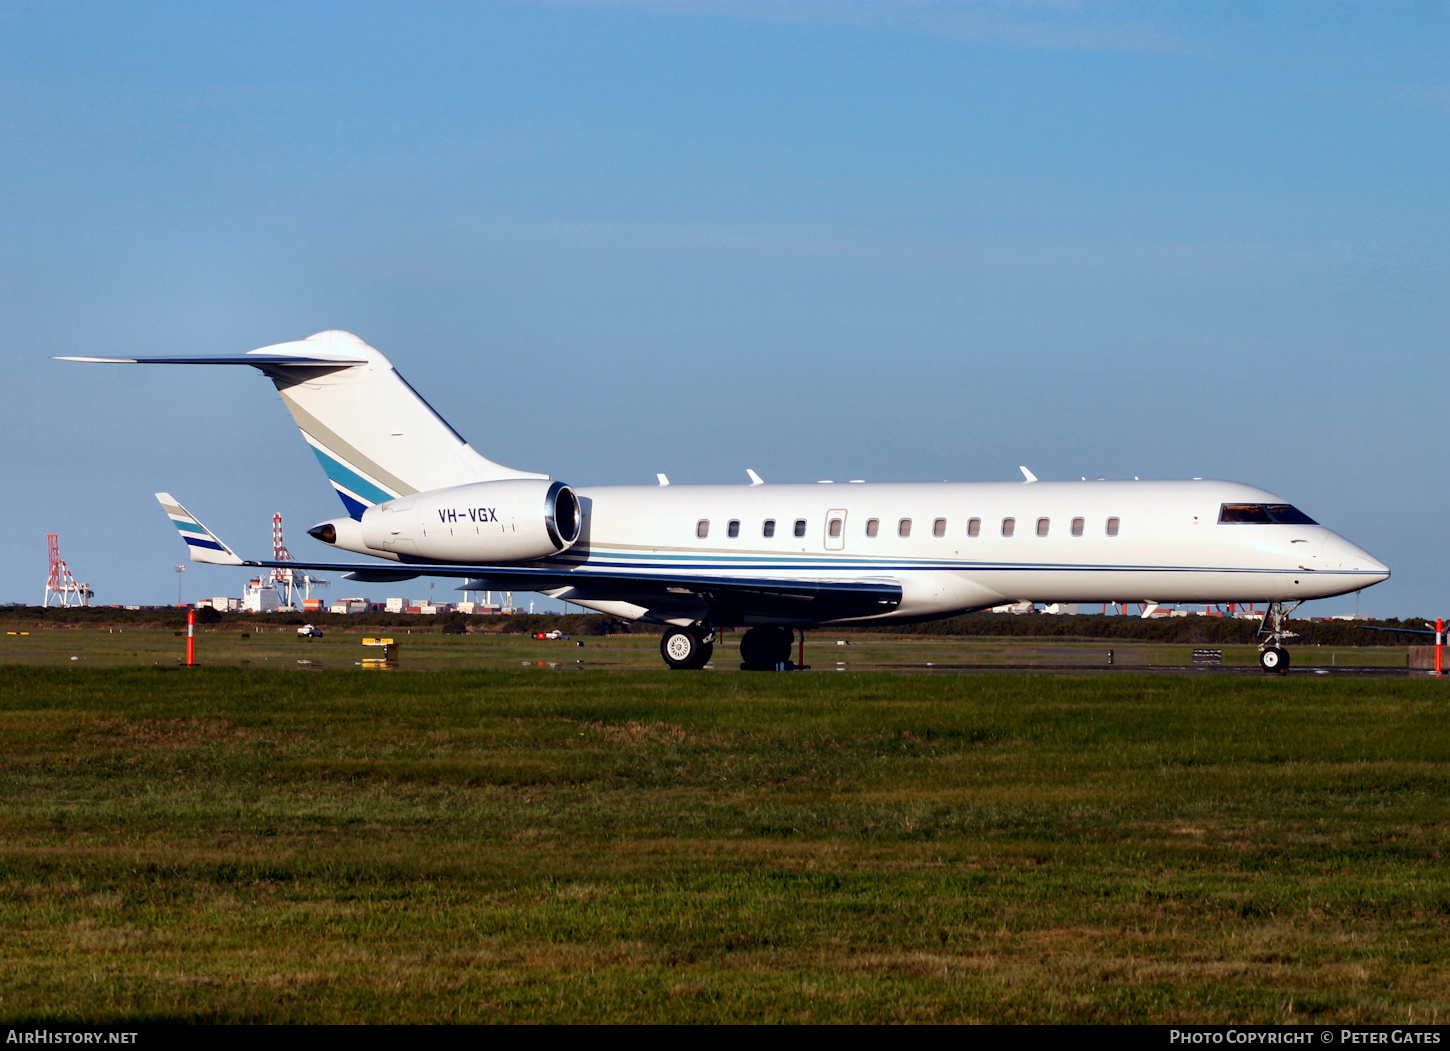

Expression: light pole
xmin=176 ymin=564 xmax=186 ymax=605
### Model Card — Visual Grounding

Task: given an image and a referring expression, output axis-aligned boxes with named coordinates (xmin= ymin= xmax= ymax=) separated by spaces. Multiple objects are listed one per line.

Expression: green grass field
xmin=0 ymin=638 xmax=1446 ymax=1022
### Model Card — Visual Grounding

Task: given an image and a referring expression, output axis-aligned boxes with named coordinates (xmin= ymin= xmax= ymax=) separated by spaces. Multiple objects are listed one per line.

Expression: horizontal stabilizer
xmin=154 ymin=493 xmax=243 ymax=565
xmin=57 ymin=352 xmax=368 ymax=367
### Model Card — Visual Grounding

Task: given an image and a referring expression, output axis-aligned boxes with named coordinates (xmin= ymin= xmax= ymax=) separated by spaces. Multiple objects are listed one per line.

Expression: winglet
xmin=1019 ymin=466 xmax=1038 ymax=483
xmin=154 ymin=493 xmax=244 ymax=565
xmin=746 ymin=469 xmax=764 ymax=486
xmin=656 ymin=473 xmax=670 ymax=486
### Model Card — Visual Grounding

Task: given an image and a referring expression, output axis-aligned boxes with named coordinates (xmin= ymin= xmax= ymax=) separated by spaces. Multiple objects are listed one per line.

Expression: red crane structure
xmin=267 ymin=513 xmax=328 ymax=608
xmin=43 ymin=534 xmax=92 ymax=607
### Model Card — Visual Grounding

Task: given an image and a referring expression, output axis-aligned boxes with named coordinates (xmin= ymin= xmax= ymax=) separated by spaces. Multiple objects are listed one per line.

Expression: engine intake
xmin=360 ymin=479 xmax=581 ymax=562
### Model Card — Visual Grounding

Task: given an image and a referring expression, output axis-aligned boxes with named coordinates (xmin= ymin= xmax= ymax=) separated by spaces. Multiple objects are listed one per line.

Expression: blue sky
xmin=2 ymin=1 xmax=1445 ymax=614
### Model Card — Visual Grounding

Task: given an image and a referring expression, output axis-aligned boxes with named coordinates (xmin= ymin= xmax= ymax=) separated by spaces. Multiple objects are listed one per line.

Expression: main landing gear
xmin=1257 ymin=600 xmax=1302 ymax=674
xmin=660 ymin=626 xmax=715 ymax=670
xmin=739 ymin=626 xmax=797 ymax=671
xmin=658 ymin=624 xmax=805 ymax=671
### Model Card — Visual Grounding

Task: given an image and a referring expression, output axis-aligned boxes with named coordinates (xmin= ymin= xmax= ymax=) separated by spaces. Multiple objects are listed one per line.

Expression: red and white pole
xmin=1436 ymin=618 xmax=1443 ymax=679
xmin=186 ymin=608 xmax=195 ymax=667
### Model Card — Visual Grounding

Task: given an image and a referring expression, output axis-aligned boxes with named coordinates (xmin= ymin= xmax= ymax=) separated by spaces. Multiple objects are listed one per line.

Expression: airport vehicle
xmin=297 ymin=624 xmax=323 ymax=638
xmin=66 ymin=331 xmax=1389 ymax=671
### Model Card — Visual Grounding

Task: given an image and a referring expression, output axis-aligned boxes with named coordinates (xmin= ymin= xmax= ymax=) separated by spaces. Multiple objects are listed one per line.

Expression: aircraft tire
xmin=1259 ymin=646 xmax=1289 ymax=673
xmin=661 ymin=628 xmax=713 ymax=670
xmin=739 ymin=628 xmax=776 ymax=666
xmin=769 ymin=627 xmax=796 ymax=664
xmin=740 ymin=627 xmax=797 ymax=670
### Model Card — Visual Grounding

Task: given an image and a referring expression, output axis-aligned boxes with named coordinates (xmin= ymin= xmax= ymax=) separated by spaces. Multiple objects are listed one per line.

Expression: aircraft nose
xmin=1318 ymin=533 xmax=1389 ymax=582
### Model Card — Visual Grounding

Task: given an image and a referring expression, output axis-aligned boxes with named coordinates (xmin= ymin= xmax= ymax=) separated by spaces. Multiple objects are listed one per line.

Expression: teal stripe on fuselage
xmin=309 ymin=446 xmax=395 ymax=506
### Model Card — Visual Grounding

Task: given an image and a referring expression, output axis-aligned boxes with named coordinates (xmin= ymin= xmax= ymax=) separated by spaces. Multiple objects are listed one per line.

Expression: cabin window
xmin=1002 ymin=517 xmax=1015 ymax=537
xmin=794 ymin=519 xmax=807 ymax=538
xmin=898 ymin=518 xmax=912 ymax=538
xmin=828 ymin=518 xmax=842 ymax=539
xmin=967 ymin=518 xmax=981 ymax=538
xmin=933 ymin=518 xmax=946 ymax=538
xmin=1106 ymin=517 xmax=1120 ymax=537
xmin=763 ymin=519 xmax=776 ymax=538
xmin=697 ymin=520 xmax=709 ymax=539
xmin=865 ymin=518 xmax=879 ymax=538
xmin=1071 ymin=517 xmax=1084 ymax=537
xmin=728 ymin=520 xmax=740 ymax=538
xmin=1036 ymin=517 xmax=1050 ymax=537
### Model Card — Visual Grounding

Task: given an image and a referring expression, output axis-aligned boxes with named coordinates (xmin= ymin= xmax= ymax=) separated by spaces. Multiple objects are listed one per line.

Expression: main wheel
xmin=740 ymin=627 xmax=776 ymax=666
xmin=661 ymin=628 xmax=713 ymax=670
xmin=1259 ymin=646 xmax=1290 ymax=673
xmin=769 ymin=627 xmax=796 ymax=664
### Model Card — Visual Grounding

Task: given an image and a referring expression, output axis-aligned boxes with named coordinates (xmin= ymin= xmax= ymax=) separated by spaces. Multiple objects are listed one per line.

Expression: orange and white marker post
xmin=186 ymin=608 xmax=195 ymax=667
xmin=1436 ymin=618 xmax=1444 ymax=679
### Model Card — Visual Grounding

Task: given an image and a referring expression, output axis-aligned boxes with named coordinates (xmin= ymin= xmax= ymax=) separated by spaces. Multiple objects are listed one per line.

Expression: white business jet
xmin=64 ymin=330 xmax=1389 ymax=672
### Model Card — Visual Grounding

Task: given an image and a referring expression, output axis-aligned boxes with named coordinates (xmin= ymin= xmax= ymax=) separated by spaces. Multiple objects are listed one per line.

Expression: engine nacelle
xmin=359 ymin=479 xmax=581 ymax=562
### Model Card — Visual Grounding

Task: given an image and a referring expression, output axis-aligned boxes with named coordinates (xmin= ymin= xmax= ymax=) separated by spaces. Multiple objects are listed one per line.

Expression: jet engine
xmin=359 ymin=479 xmax=581 ymax=562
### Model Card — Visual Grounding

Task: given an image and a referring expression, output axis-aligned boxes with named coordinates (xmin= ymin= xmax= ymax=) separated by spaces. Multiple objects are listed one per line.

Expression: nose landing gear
xmin=1257 ymin=600 xmax=1302 ymax=674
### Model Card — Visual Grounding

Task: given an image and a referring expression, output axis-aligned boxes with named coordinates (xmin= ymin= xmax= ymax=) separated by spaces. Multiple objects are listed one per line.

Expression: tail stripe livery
xmin=303 ymin=436 xmax=400 ymax=518
xmin=282 ymin=393 xmax=415 ymax=515
xmin=154 ymin=493 xmax=243 ymax=565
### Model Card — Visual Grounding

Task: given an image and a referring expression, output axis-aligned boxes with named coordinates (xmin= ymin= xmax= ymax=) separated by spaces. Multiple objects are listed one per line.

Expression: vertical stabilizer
xmin=248 ymin=331 xmax=547 ymax=517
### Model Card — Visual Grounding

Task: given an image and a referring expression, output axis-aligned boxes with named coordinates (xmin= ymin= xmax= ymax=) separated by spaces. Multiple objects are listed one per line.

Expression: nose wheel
xmin=660 ymin=626 xmax=714 ymax=670
xmin=1258 ymin=646 xmax=1290 ymax=673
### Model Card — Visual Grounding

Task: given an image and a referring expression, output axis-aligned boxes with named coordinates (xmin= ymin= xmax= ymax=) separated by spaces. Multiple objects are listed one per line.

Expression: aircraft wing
xmin=153 ymin=494 xmax=902 ymax=621
xmin=242 ymin=558 xmax=903 ymax=621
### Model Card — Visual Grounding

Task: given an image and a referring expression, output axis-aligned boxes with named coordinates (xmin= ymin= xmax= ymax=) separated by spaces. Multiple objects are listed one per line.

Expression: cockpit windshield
xmin=1218 ymin=503 xmax=1317 ymax=525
